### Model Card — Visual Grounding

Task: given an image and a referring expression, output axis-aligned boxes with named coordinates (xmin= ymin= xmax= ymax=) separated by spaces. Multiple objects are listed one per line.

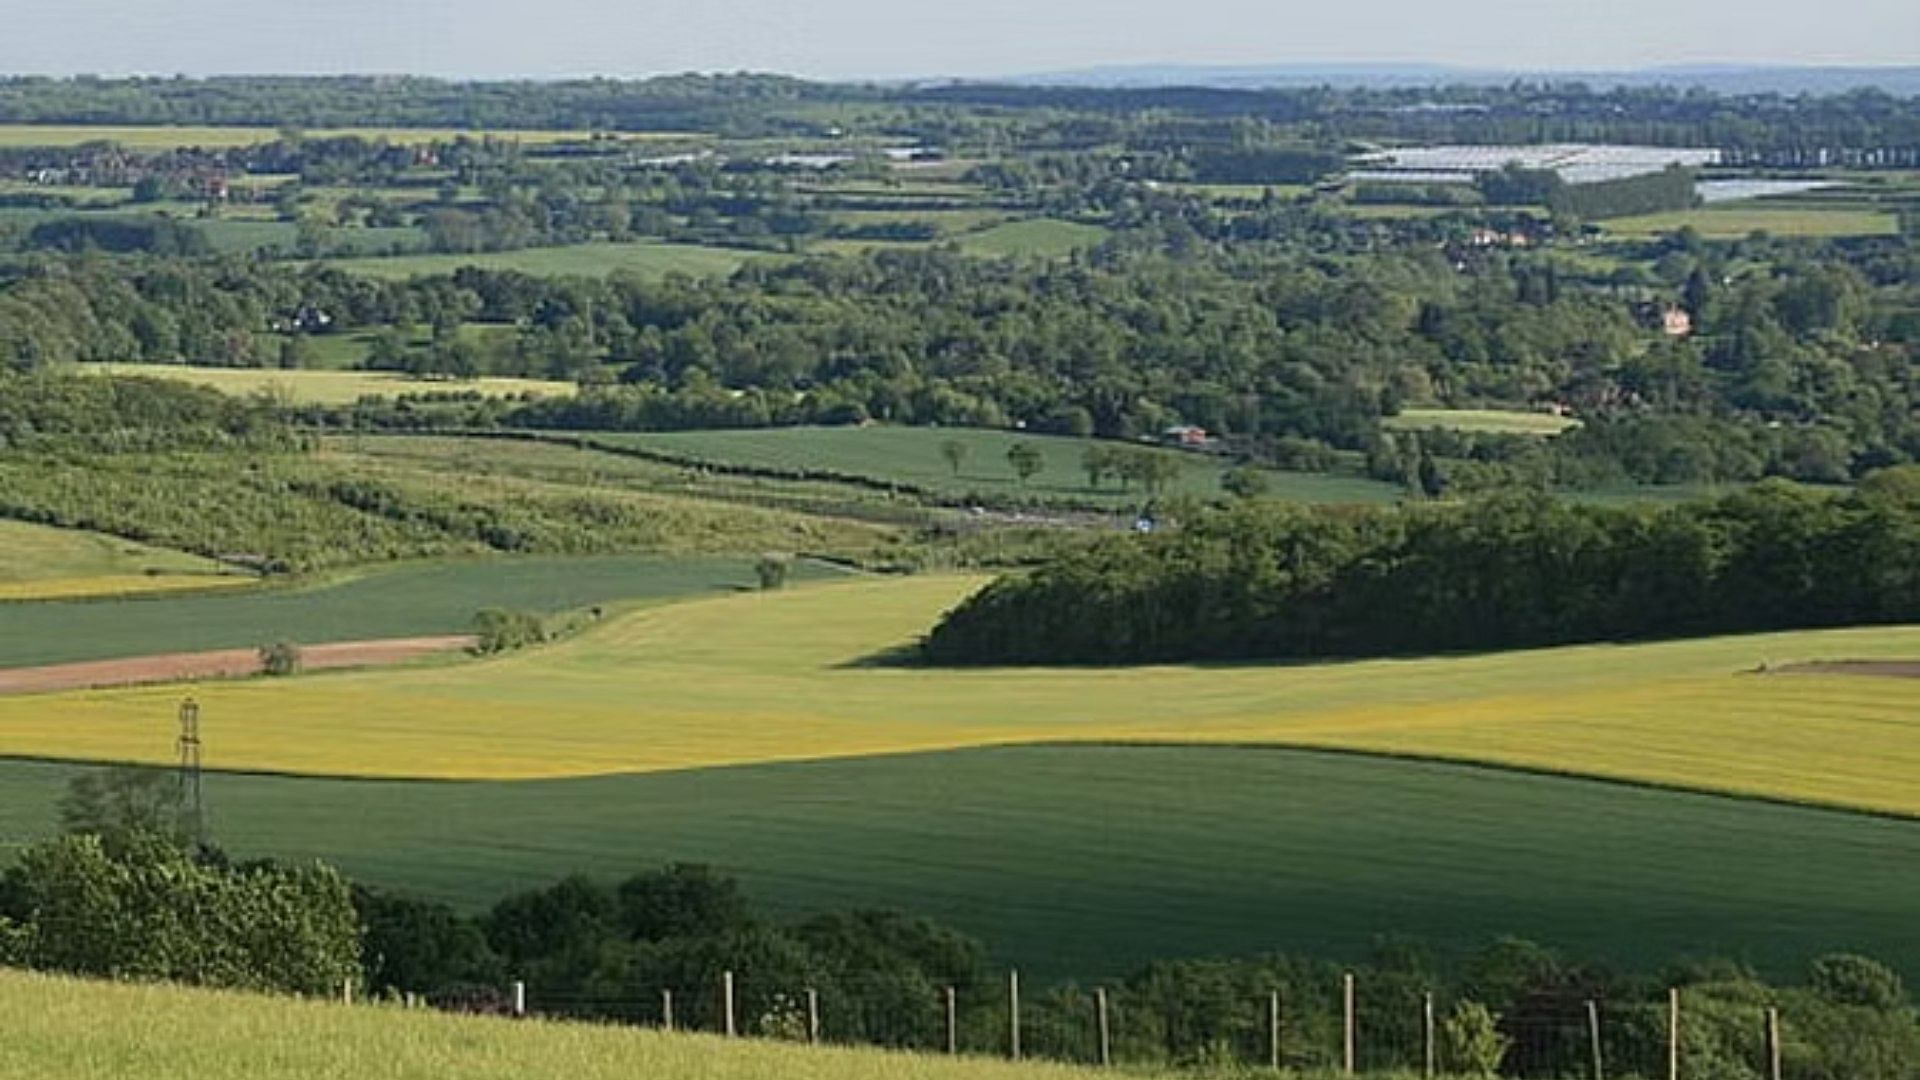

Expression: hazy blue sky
xmin=7 ymin=0 xmax=1917 ymax=79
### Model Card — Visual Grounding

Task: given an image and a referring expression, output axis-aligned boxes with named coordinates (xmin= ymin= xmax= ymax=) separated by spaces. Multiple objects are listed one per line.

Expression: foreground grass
xmin=84 ymin=363 xmax=575 ymax=406
xmin=591 ymin=426 xmax=1400 ymax=506
xmin=0 ymin=555 xmax=850 ymax=668
xmin=0 ymin=520 xmax=251 ymax=601
xmin=5 ymin=576 xmax=1920 ymax=817
xmin=320 ymin=241 xmax=758 ymax=280
xmin=3 ymin=747 xmax=1914 ymax=982
xmin=0 ymin=970 xmax=1202 ymax=1080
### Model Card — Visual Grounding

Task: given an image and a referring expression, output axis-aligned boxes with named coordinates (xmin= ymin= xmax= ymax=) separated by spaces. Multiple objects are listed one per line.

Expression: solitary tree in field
xmin=1082 ymin=446 xmax=1116 ymax=490
xmin=939 ymin=439 xmax=968 ymax=477
xmin=756 ymin=554 xmax=792 ymax=591
xmin=1006 ymin=442 xmax=1044 ymax=486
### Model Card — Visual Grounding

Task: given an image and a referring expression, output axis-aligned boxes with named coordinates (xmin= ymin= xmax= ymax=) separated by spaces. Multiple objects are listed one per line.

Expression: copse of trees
xmin=922 ymin=475 xmax=1920 ymax=665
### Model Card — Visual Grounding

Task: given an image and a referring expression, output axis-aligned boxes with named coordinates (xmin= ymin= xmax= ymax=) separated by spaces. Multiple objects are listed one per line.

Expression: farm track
xmin=0 ymin=636 xmax=475 ymax=695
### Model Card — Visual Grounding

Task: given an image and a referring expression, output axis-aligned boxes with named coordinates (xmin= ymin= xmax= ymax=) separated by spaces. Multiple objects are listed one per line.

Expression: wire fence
xmin=374 ymin=970 xmax=1798 ymax=1079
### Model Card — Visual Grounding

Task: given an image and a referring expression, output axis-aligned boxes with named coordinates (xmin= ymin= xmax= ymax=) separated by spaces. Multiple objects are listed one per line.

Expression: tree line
xmin=3 ymin=776 xmax=1914 ymax=1078
xmin=922 ymin=474 xmax=1920 ymax=665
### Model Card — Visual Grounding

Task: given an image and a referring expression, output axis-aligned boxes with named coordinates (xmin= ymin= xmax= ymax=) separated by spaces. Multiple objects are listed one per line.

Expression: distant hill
xmin=1009 ymin=63 xmax=1920 ymax=95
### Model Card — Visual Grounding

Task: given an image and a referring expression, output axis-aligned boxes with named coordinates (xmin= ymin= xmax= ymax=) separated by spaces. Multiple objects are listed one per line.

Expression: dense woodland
xmin=922 ymin=475 xmax=1920 ymax=664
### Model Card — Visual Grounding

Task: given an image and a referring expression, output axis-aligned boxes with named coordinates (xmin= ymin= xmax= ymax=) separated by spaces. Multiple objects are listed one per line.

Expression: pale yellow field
xmin=0 ymin=574 xmax=255 ymax=601
xmin=86 ymin=364 xmax=576 ymax=406
xmin=0 ymin=519 xmax=254 ymax=600
xmin=4 ymin=576 xmax=1920 ymax=814
xmin=0 ymin=970 xmax=1165 ymax=1080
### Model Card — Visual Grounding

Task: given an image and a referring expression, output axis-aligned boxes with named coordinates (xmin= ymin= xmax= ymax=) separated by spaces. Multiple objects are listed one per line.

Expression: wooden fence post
xmin=945 ymin=985 xmax=958 ymax=1055
xmin=1268 ymin=991 xmax=1282 ymax=1071
xmin=1423 ymin=992 xmax=1435 ymax=1079
xmin=1343 ymin=972 xmax=1356 ymax=1077
xmin=1667 ymin=987 xmax=1679 ymax=1080
xmin=722 ymin=970 xmax=737 ymax=1038
xmin=806 ymin=987 xmax=820 ymax=1045
xmin=341 ymin=977 xmax=354 ymax=1006
xmin=1766 ymin=1006 xmax=1781 ymax=1080
xmin=1094 ymin=987 xmax=1111 ymax=1067
xmin=1008 ymin=969 xmax=1021 ymax=1061
xmin=511 ymin=980 xmax=525 ymax=1018
xmin=661 ymin=988 xmax=674 ymax=1032
xmin=1587 ymin=999 xmax=1604 ymax=1080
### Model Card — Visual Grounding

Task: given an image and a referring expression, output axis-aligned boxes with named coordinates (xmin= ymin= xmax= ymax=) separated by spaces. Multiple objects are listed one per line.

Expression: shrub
xmin=1442 ymin=1000 xmax=1510 ymax=1077
xmin=756 ymin=554 xmax=792 ymax=591
xmin=259 ymin=640 xmax=302 ymax=677
xmin=472 ymin=609 xmax=548 ymax=654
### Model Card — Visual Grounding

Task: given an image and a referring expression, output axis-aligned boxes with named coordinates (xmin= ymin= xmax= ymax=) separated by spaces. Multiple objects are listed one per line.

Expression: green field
xmin=0 ymin=520 xmax=250 ymax=601
xmin=320 ymin=241 xmax=758 ymax=280
xmin=1382 ymin=408 xmax=1580 ymax=436
xmin=3 ymin=746 xmax=1916 ymax=982
xmin=0 ymin=555 xmax=847 ymax=669
xmin=955 ymin=220 xmax=1110 ymax=258
xmin=84 ymin=363 xmax=575 ymax=405
xmin=0 ymin=125 xmax=691 ymax=149
xmin=2 ymin=970 xmax=1195 ymax=1080
xmin=1603 ymin=205 xmax=1900 ymax=239
xmin=587 ymin=426 xmax=1400 ymax=507
xmin=6 ymin=576 xmax=1920 ymax=820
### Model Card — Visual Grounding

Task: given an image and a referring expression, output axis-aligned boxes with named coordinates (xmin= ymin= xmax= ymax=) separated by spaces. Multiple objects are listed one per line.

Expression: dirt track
xmin=1771 ymin=659 xmax=1920 ymax=679
xmin=0 ymin=636 xmax=477 ymax=695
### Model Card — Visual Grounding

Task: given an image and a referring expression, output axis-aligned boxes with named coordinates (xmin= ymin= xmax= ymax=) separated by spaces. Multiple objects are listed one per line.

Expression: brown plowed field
xmin=0 ymin=636 xmax=476 ymax=695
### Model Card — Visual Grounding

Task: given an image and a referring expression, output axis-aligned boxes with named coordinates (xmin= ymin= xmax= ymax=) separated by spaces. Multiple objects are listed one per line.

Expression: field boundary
xmin=0 ymin=635 xmax=476 ymax=696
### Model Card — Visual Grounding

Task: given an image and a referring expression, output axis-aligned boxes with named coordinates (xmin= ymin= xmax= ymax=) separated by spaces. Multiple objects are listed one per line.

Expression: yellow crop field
xmin=85 ymin=364 xmax=576 ymax=406
xmin=0 ymin=970 xmax=1166 ymax=1080
xmin=0 ymin=574 xmax=255 ymax=602
xmin=5 ymin=576 xmax=1920 ymax=814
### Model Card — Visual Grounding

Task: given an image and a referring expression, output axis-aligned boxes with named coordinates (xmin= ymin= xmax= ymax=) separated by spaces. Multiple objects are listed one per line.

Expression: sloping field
xmin=591 ymin=426 xmax=1400 ymax=506
xmin=0 ymin=970 xmax=1154 ymax=1080
xmin=85 ymin=363 xmax=575 ymax=406
xmin=6 ymin=748 xmax=1916 ymax=981
xmin=0 ymin=555 xmax=848 ymax=669
xmin=0 ymin=520 xmax=250 ymax=601
xmin=5 ymin=576 xmax=1920 ymax=816
xmin=1382 ymin=408 xmax=1579 ymax=436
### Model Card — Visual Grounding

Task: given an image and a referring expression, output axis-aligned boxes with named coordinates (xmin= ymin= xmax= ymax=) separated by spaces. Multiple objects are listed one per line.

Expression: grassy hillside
xmin=4 ymin=576 xmax=1920 ymax=816
xmin=84 ymin=364 xmax=575 ymax=406
xmin=0 ymin=520 xmax=252 ymax=601
xmin=0 ymin=555 xmax=849 ymax=669
xmin=0 ymin=970 xmax=1194 ymax=1080
xmin=588 ymin=426 xmax=1400 ymax=507
xmin=1601 ymin=204 xmax=1899 ymax=239
xmin=3 ymin=748 xmax=1914 ymax=982
xmin=319 ymin=241 xmax=758 ymax=280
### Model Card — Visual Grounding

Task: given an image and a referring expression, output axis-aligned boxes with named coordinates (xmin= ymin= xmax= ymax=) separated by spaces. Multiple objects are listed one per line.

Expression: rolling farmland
xmin=4 ymin=576 xmax=1920 ymax=818
xmin=0 ymin=554 xmax=849 ymax=669
xmin=0 ymin=124 xmax=693 ymax=148
xmin=587 ymin=426 xmax=1401 ymax=506
xmin=2 ymin=748 xmax=1914 ymax=981
xmin=318 ymin=241 xmax=759 ymax=280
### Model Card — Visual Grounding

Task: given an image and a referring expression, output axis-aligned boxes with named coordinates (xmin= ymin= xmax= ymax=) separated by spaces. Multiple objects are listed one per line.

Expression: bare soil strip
xmin=0 ymin=636 xmax=476 ymax=695
xmin=1770 ymin=659 xmax=1920 ymax=679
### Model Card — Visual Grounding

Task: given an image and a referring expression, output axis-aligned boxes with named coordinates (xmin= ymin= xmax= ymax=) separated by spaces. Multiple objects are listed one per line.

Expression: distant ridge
xmin=1006 ymin=63 xmax=1920 ymax=95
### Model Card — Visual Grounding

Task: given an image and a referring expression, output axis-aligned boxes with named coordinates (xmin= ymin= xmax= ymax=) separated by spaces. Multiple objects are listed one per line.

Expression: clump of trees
xmin=472 ymin=608 xmax=548 ymax=654
xmin=258 ymin=640 xmax=303 ymax=676
xmin=923 ymin=475 xmax=1920 ymax=665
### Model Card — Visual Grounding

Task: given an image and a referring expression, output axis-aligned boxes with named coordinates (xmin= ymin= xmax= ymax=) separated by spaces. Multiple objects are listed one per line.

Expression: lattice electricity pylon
xmin=176 ymin=697 xmax=204 ymax=844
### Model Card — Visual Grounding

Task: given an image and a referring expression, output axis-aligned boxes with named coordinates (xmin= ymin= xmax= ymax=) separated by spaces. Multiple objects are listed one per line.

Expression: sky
xmin=6 ymin=0 xmax=1917 ymax=80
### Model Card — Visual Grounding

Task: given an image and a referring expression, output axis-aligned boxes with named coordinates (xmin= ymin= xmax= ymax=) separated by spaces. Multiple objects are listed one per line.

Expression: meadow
xmin=0 ymin=520 xmax=251 ymax=601
xmin=4 ymin=746 xmax=1914 ymax=981
xmin=587 ymin=426 xmax=1401 ymax=507
xmin=0 ymin=970 xmax=1227 ymax=1080
xmin=318 ymin=241 xmax=759 ymax=280
xmin=0 ymin=554 xmax=848 ymax=668
xmin=4 ymin=576 xmax=1920 ymax=818
xmin=84 ymin=363 xmax=575 ymax=406
xmin=1381 ymin=408 xmax=1580 ymax=437
xmin=954 ymin=220 xmax=1110 ymax=258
